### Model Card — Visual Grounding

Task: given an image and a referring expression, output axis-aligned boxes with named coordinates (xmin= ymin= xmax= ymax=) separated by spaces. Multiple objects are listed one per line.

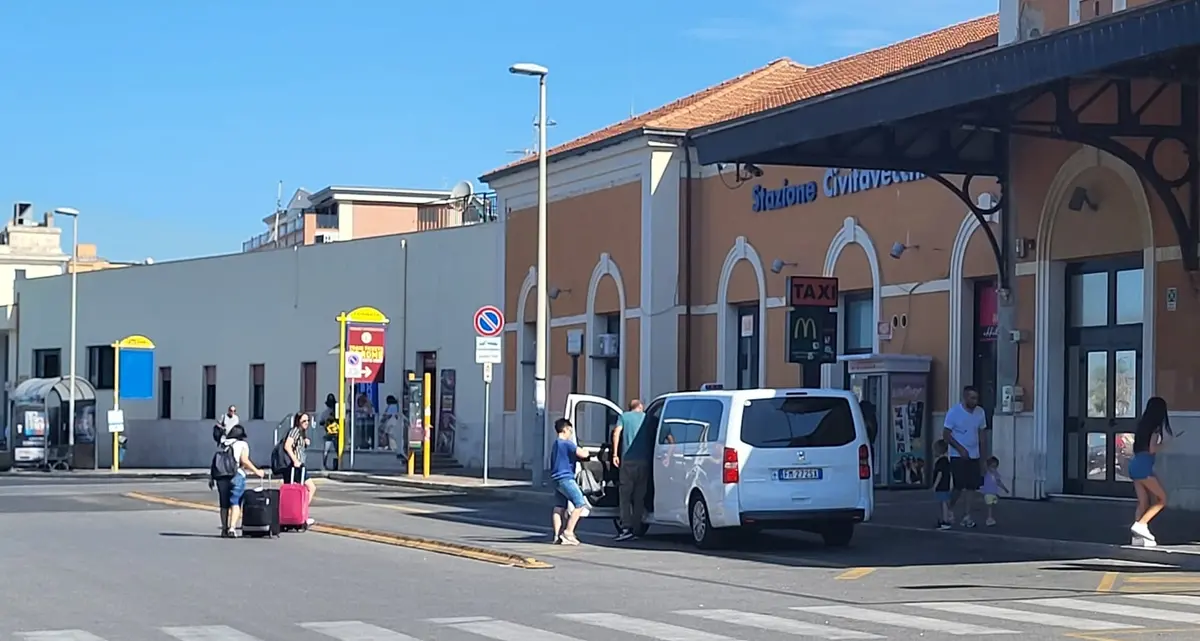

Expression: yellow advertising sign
xmin=115 ymin=334 xmax=155 ymax=350
xmin=345 ymin=306 xmax=389 ymax=325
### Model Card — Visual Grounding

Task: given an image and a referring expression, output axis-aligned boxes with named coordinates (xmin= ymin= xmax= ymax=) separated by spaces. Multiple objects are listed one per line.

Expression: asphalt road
xmin=3 ymin=477 xmax=1200 ymax=641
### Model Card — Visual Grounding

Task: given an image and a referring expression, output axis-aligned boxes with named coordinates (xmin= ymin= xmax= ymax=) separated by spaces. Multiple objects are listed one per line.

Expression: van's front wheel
xmin=689 ymin=496 xmax=724 ymax=549
xmin=820 ymin=520 xmax=855 ymax=547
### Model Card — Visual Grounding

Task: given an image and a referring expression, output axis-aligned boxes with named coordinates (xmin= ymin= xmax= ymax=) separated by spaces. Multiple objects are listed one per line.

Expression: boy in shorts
xmin=931 ymin=440 xmax=953 ymax=530
xmin=549 ymin=418 xmax=592 ymax=545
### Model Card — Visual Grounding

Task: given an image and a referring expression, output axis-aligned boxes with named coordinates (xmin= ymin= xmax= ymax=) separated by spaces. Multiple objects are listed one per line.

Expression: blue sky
xmin=0 ymin=0 xmax=996 ymax=262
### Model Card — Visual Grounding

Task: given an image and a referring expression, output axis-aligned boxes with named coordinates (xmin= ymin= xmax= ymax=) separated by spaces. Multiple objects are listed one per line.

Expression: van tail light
xmin=722 ymin=447 xmax=740 ymax=484
xmin=858 ymin=444 xmax=871 ymax=480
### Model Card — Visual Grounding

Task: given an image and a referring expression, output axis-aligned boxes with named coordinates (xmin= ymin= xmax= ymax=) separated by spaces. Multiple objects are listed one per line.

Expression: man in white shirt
xmin=942 ymin=386 xmax=989 ymax=528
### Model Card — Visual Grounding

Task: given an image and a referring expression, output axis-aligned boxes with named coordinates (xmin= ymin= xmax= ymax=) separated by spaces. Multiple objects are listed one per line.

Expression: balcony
xmin=416 ymin=191 xmax=499 ymax=231
xmin=243 ymin=217 xmax=304 ymax=252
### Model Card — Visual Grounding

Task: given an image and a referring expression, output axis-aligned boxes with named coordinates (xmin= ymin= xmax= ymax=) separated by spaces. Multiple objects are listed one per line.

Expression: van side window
xmin=739 ymin=396 xmax=856 ymax=448
xmin=659 ymin=400 xmax=694 ymax=444
xmin=689 ymin=399 xmax=725 ymax=443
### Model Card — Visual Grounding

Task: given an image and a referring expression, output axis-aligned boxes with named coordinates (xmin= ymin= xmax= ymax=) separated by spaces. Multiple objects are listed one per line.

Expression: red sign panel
xmin=788 ymin=276 xmax=839 ymax=307
xmin=347 ymin=325 xmax=386 ymax=383
xmin=977 ymin=283 xmax=998 ymax=342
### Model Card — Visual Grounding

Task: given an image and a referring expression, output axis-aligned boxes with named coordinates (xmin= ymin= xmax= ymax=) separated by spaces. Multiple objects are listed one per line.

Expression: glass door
xmin=1063 ymin=256 xmax=1143 ymax=497
xmin=736 ymin=305 xmax=760 ymax=389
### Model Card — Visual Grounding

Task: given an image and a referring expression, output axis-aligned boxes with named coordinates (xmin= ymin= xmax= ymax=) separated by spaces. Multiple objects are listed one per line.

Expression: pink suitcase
xmin=279 ymin=469 xmax=310 ymax=531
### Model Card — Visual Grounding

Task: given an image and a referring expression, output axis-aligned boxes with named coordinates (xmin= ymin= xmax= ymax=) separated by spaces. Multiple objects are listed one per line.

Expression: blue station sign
xmin=751 ymin=168 xmax=928 ymax=213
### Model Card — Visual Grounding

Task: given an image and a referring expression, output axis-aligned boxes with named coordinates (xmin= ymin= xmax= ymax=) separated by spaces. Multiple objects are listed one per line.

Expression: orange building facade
xmin=484 ymin=1 xmax=1200 ymax=508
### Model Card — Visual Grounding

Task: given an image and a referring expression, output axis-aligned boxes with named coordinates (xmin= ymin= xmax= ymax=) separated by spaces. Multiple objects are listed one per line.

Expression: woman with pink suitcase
xmin=276 ymin=413 xmax=317 ymax=530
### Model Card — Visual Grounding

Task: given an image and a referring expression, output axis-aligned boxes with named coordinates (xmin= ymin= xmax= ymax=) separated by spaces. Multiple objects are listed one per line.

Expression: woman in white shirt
xmin=221 ymin=425 xmax=264 ymax=538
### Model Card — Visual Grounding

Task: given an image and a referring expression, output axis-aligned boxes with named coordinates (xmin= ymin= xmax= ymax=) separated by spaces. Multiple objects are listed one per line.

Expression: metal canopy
xmin=690 ymin=0 xmax=1200 ymax=273
xmin=11 ymin=376 xmax=97 ymax=406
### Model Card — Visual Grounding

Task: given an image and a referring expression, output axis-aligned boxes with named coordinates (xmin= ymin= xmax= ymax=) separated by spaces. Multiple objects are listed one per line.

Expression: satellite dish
xmin=450 ymin=180 xmax=474 ymax=202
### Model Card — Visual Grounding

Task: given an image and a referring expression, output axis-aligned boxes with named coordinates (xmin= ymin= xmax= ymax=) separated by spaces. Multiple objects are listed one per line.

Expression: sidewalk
xmin=0 ymin=468 xmax=212 ymax=480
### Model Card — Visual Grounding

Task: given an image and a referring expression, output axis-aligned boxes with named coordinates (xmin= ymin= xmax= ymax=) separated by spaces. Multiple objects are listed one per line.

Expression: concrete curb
xmin=122 ymin=491 xmax=551 ymax=570
xmin=863 ymin=522 xmax=1200 ymax=566
xmin=325 ymin=472 xmax=549 ymax=503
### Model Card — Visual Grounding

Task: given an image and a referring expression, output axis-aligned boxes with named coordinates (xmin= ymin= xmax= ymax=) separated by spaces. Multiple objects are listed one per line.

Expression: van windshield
xmin=739 ymin=396 xmax=856 ymax=448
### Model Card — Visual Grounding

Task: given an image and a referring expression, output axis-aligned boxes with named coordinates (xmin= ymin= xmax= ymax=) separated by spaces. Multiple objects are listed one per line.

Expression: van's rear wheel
xmin=689 ymin=495 xmax=724 ymax=549
xmin=820 ymin=520 xmax=855 ymax=547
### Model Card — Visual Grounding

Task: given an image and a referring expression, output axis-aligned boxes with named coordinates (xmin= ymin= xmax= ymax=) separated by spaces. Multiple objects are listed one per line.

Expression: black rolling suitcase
xmin=241 ymin=476 xmax=280 ymax=538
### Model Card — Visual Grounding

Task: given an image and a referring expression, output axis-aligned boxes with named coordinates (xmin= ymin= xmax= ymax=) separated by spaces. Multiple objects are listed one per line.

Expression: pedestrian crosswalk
xmin=12 ymin=593 xmax=1200 ymax=640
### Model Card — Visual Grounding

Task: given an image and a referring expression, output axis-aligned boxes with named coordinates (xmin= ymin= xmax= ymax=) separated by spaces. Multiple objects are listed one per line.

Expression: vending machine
xmin=844 ymin=354 xmax=933 ymax=489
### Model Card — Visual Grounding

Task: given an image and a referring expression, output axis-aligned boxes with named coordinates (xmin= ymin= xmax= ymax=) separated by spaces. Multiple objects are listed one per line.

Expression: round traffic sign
xmin=474 ymin=305 xmax=505 ymax=337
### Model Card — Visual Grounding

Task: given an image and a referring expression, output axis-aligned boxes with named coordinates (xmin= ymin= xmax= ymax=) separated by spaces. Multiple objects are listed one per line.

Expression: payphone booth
xmin=843 ymin=354 xmax=933 ymax=489
xmin=8 ymin=376 xmax=98 ymax=470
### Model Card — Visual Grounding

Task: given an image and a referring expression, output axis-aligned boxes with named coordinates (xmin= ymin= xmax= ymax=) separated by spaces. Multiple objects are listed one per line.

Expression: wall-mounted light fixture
xmin=889 ymin=241 xmax=918 ymax=259
xmin=770 ymin=258 xmax=798 ymax=274
xmin=1068 ymin=186 xmax=1098 ymax=212
xmin=548 ymin=287 xmax=571 ymax=300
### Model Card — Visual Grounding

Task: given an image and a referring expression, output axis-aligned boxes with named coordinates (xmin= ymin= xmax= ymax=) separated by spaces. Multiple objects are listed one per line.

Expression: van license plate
xmin=777 ymin=467 xmax=822 ymax=481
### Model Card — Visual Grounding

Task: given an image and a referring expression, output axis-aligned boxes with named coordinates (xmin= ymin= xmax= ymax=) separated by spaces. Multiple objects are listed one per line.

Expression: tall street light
xmin=54 ymin=207 xmax=81 ymax=468
xmin=509 ymin=62 xmax=549 ymax=486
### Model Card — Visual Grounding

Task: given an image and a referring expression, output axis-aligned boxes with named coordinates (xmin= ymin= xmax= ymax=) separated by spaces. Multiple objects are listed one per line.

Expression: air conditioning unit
xmin=315 ymin=234 xmax=335 ymax=244
xmin=594 ymin=333 xmax=619 ymax=359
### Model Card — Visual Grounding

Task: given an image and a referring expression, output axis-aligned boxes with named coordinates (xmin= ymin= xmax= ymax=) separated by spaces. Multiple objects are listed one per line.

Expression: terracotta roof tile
xmin=483 ymin=14 xmax=998 ymax=180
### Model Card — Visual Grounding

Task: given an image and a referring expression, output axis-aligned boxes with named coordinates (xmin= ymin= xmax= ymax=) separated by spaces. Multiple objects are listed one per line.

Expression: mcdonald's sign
xmin=787 ymin=306 xmax=837 ymax=364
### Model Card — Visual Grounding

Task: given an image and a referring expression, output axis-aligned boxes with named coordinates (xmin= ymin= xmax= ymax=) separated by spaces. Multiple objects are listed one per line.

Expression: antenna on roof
xmin=532 ymin=115 xmax=558 ymax=153
xmin=270 ymin=180 xmax=283 ymax=245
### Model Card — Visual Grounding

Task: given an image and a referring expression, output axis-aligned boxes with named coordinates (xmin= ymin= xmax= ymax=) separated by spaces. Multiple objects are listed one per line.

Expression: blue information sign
xmin=119 ymin=349 xmax=155 ymax=400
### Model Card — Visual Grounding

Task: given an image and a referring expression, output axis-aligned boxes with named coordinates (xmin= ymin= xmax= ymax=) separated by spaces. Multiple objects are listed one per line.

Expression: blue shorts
xmin=1129 ymin=452 xmax=1156 ymax=481
xmin=935 ymin=491 xmax=952 ymax=503
xmin=553 ymin=478 xmax=588 ymax=510
xmin=229 ymin=474 xmax=247 ymax=506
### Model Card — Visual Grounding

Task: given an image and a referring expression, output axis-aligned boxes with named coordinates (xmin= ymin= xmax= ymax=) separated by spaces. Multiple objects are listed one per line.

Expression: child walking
xmin=981 ymin=456 xmax=1009 ymax=526
xmin=931 ymin=440 xmax=953 ymax=530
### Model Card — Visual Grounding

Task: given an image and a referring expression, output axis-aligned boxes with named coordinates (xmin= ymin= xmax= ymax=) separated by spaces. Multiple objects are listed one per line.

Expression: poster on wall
xmin=889 ymin=374 xmax=928 ymax=487
xmin=75 ymin=406 xmax=96 ymax=445
xmin=436 ymin=369 xmax=457 ymax=456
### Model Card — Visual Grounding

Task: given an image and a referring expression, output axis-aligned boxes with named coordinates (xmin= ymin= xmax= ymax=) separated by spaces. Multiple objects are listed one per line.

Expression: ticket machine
xmin=843 ymin=354 xmax=933 ymax=489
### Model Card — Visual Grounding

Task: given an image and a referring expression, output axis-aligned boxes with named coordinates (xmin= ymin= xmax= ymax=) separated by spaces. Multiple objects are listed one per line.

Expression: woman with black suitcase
xmin=219 ymin=425 xmax=265 ymax=538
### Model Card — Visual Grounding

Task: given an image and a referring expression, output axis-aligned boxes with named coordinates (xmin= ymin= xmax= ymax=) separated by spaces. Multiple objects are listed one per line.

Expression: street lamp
xmin=509 ymin=61 xmax=549 ymax=486
xmin=54 ymin=207 xmax=81 ymax=469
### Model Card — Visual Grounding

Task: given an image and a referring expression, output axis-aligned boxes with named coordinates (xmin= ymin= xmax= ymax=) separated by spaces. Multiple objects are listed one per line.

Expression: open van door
xmin=563 ymin=394 xmax=623 ymax=449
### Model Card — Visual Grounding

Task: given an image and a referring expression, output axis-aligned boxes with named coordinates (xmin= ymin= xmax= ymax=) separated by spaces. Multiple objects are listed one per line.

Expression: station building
xmin=485 ymin=0 xmax=1200 ymax=508
xmin=4 ymin=220 xmax=507 ymax=472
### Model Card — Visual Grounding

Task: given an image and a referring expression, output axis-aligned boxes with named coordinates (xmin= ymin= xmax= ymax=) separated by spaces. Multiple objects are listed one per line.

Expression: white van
xmin=568 ymin=388 xmax=874 ymax=549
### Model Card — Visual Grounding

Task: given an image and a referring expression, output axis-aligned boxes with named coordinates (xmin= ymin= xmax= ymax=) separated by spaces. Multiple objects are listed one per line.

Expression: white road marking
xmin=301 ymin=621 xmax=422 ymax=641
xmin=914 ymin=602 xmax=1139 ymax=631
xmin=445 ymin=618 xmax=584 ymax=641
xmin=792 ymin=605 xmax=1017 ymax=635
xmin=676 ymin=609 xmax=881 ymax=639
xmin=1124 ymin=593 xmax=1200 ymax=607
xmin=160 ymin=626 xmax=264 ymax=641
xmin=1021 ymin=597 xmax=1200 ymax=624
xmin=17 ymin=631 xmax=108 ymax=641
xmin=426 ymin=616 xmax=492 ymax=624
xmin=560 ymin=613 xmax=741 ymax=641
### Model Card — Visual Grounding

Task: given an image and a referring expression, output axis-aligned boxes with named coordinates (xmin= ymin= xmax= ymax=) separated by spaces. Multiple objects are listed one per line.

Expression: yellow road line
xmin=836 ymin=567 xmax=876 ymax=580
xmin=122 ymin=492 xmax=551 ymax=569
xmin=1097 ymin=571 xmax=1120 ymax=592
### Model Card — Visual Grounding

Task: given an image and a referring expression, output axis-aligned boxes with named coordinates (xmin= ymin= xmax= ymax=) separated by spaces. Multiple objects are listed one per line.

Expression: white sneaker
xmin=961 ymin=516 xmax=977 ymax=528
xmin=1131 ymin=522 xmax=1156 ymax=541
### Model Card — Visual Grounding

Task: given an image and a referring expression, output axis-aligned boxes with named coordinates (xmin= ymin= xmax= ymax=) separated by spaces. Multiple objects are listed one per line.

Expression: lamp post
xmin=54 ymin=207 xmax=80 ymax=468
xmin=509 ymin=62 xmax=549 ymax=486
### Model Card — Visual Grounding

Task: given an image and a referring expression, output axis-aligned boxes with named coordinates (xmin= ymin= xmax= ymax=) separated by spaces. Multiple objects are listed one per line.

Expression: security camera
xmin=744 ymin=163 xmax=764 ymax=178
xmin=889 ymin=242 xmax=906 ymax=259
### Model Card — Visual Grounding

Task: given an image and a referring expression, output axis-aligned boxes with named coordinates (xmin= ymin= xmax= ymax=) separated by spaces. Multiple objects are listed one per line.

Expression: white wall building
xmin=7 ymin=223 xmax=507 ymax=470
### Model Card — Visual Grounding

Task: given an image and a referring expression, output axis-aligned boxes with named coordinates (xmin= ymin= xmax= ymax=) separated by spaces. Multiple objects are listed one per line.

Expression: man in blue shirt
xmin=550 ymin=418 xmax=591 ymax=546
xmin=612 ymin=399 xmax=650 ymax=542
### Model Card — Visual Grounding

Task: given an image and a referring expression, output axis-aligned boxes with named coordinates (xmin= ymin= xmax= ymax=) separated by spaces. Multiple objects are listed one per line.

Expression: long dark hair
xmin=227 ymin=425 xmax=248 ymax=441
xmin=1137 ymin=396 xmax=1171 ymax=441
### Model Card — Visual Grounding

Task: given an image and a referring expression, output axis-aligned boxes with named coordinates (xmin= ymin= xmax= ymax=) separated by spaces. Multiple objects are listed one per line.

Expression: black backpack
xmin=270 ymin=437 xmax=291 ymax=474
xmin=210 ymin=443 xmax=238 ymax=480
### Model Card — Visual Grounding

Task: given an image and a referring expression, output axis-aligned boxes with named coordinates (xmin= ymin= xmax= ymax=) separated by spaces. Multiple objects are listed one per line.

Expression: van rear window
xmin=739 ymin=397 xmax=856 ymax=449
